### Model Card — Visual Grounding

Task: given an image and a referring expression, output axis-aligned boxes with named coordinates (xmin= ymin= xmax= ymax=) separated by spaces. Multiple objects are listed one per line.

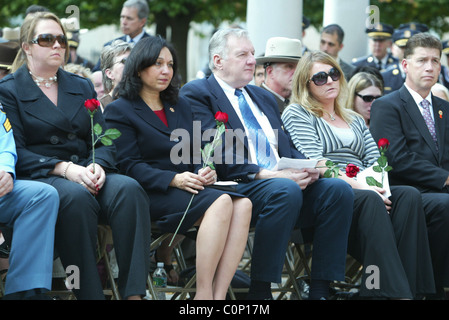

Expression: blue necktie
xmin=421 ymin=99 xmax=439 ymax=151
xmin=235 ymin=89 xmax=277 ymax=169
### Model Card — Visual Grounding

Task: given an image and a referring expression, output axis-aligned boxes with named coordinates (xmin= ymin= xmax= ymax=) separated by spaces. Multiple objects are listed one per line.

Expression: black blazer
xmin=104 ymin=96 xmax=202 ymax=193
xmin=180 ymin=74 xmax=306 ymax=182
xmin=0 ymin=65 xmax=117 ymax=179
xmin=370 ymin=85 xmax=449 ymax=193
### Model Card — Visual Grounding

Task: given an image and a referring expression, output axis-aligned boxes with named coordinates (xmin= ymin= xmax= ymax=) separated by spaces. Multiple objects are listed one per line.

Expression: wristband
xmin=62 ymin=161 xmax=73 ymax=179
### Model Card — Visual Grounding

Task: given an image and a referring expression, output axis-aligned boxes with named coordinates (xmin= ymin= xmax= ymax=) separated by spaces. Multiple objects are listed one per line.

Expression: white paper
xmin=356 ymin=165 xmax=392 ymax=198
xmin=214 ymin=181 xmax=238 ymax=186
xmin=274 ymin=157 xmax=318 ymax=171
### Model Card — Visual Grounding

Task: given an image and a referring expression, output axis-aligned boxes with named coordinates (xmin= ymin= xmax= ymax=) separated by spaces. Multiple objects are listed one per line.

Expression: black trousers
xmin=348 ymin=186 xmax=435 ymax=299
xmin=39 ymin=173 xmax=151 ymax=300
xmin=421 ymin=192 xmax=449 ymax=289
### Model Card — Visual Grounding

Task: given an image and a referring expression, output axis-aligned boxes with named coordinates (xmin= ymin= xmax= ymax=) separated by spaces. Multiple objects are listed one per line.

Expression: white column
xmin=247 ymin=0 xmax=303 ymax=57
xmin=323 ymin=0 xmax=370 ymax=62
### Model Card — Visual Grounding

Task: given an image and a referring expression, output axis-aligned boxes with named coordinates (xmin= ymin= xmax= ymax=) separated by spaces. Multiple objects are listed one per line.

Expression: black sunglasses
xmin=31 ymin=34 xmax=67 ymax=49
xmin=356 ymin=93 xmax=381 ymax=102
xmin=309 ymin=67 xmax=341 ymax=86
xmin=113 ymin=58 xmax=127 ymax=65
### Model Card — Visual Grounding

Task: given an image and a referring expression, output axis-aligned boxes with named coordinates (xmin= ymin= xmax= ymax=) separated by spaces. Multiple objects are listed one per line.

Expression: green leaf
xmin=324 ymin=169 xmax=333 ymax=178
xmin=366 ymin=176 xmax=383 ymax=188
xmin=100 ymin=137 xmax=113 ymax=146
xmin=385 ymin=166 xmax=393 ymax=172
xmin=103 ymin=128 xmax=121 ymax=140
xmin=325 ymin=160 xmax=334 ymax=167
xmin=373 ymin=165 xmax=382 ymax=173
xmin=93 ymin=123 xmax=103 ymax=136
xmin=377 ymin=156 xmax=387 ymax=168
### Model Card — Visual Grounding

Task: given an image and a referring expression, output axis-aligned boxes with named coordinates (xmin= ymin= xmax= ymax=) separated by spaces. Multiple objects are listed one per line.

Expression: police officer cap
xmin=442 ymin=40 xmax=449 ymax=56
xmin=393 ymin=28 xmax=421 ymax=47
xmin=398 ymin=22 xmax=429 ymax=33
xmin=366 ymin=23 xmax=394 ymax=40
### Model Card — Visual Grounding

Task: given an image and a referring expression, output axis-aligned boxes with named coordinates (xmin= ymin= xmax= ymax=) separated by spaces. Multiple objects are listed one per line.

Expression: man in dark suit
xmin=319 ymin=24 xmax=355 ymax=80
xmin=256 ymin=37 xmax=302 ymax=114
xmin=370 ymin=33 xmax=449 ymax=298
xmin=92 ymin=0 xmax=150 ymax=71
xmin=352 ymin=23 xmax=398 ymax=72
xmin=180 ymin=28 xmax=354 ymax=300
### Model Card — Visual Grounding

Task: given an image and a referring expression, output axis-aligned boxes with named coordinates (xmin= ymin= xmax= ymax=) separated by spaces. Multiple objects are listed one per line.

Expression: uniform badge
xmin=393 ymin=69 xmax=399 ymax=76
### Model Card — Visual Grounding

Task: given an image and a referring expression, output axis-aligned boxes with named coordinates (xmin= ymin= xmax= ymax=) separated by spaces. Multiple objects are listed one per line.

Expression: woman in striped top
xmin=282 ymin=51 xmax=435 ymax=299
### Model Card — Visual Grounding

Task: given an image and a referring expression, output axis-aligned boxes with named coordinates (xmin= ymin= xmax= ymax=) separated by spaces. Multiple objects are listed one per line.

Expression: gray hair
xmin=100 ymin=39 xmax=133 ymax=93
xmin=123 ymin=0 xmax=149 ymax=20
xmin=208 ymin=28 xmax=249 ymax=71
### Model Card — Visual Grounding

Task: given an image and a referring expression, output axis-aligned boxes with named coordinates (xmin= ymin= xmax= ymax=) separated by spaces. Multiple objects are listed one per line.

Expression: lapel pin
xmin=170 ymin=107 xmax=175 ymax=113
xmin=439 ymin=110 xmax=443 ymax=119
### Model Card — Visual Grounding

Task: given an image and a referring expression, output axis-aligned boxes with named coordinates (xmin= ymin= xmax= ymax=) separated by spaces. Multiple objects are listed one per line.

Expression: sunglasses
xmin=309 ymin=67 xmax=341 ymax=86
xmin=113 ymin=58 xmax=127 ymax=65
xmin=31 ymin=34 xmax=67 ymax=49
xmin=356 ymin=93 xmax=381 ymax=102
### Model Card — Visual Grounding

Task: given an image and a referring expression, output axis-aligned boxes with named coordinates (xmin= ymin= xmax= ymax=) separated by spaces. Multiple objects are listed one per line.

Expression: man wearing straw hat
xmin=257 ymin=37 xmax=302 ymax=114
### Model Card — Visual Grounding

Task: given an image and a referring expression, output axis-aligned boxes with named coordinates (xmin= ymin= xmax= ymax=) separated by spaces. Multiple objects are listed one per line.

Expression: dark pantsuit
xmin=40 ymin=173 xmax=151 ymax=300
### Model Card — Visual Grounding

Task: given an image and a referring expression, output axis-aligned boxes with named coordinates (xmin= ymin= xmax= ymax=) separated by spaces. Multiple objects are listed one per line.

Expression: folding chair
xmin=147 ymin=226 xmax=198 ymax=300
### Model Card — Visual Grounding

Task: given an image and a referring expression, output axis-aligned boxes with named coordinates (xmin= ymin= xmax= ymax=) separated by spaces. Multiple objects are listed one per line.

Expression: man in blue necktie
xmin=180 ymin=28 xmax=354 ymax=300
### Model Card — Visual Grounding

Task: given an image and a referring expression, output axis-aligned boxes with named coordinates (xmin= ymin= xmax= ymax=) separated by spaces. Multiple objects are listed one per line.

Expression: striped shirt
xmin=281 ymin=104 xmax=379 ymax=170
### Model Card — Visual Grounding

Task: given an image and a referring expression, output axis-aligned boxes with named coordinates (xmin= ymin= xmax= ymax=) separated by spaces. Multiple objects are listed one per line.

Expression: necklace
xmin=29 ymin=71 xmax=57 ymax=88
xmin=324 ymin=110 xmax=336 ymax=121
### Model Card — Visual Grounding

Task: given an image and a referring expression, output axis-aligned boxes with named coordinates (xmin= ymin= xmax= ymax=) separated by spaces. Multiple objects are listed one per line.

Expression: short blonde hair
xmin=290 ymin=50 xmax=356 ymax=123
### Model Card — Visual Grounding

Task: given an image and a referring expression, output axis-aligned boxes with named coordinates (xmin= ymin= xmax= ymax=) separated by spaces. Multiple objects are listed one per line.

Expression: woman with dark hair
xmin=0 ymin=12 xmax=151 ymax=300
xmin=105 ymin=36 xmax=252 ymax=300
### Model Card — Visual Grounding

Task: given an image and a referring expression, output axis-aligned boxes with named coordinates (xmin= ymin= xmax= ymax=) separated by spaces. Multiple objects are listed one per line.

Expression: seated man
xmin=180 ymin=28 xmax=354 ymax=300
xmin=370 ymin=32 xmax=449 ymax=298
xmin=0 ymin=105 xmax=59 ymax=300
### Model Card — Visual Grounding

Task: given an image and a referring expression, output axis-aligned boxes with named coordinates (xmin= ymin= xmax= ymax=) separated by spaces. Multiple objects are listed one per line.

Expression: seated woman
xmin=0 ymin=12 xmax=151 ymax=300
xmin=346 ymin=72 xmax=383 ymax=128
xmin=104 ymin=36 xmax=251 ymax=300
xmin=281 ymin=50 xmax=435 ymax=299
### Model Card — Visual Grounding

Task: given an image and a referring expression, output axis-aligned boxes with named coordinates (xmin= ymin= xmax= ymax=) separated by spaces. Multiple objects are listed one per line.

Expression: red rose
xmin=378 ymin=138 xmax=390 ymax=150
xmin=84 ymin=99 xmax=101 ymax=113
xmin=345 ymin=164 xmax=359 ymax=178
xmin=214 ymin=111 xmax=228 ymax=124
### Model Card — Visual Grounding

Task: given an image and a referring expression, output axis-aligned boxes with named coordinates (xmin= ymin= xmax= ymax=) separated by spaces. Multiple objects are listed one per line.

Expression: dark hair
xmin=114 ymin=36 xmax=179 ymax=103
xmin=322 ymin=24 xmax=345 ymax=44
xmin=404 ymin=33 xmax=442 ymax=59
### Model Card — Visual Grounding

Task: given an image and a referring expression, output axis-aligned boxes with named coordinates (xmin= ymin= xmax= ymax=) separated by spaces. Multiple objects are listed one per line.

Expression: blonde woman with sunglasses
xmin=0 ymin=12 xmax=151 ymax=300
xmin=347 ymin=72 xmax=384 ymax=127
xmin=281 ymin=50 xmax=435 ymax=299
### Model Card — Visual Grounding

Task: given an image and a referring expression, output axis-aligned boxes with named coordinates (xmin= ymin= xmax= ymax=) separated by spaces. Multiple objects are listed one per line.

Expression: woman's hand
xmin=198 ymin=166 xmax=217 ymax=186
xmin=369 ymin=186 xmax=392 ymax=213
xmin=65 ymin=162 xmax=105 ymax=195
xmin=170 ymin=172 xmax=207 ymax=194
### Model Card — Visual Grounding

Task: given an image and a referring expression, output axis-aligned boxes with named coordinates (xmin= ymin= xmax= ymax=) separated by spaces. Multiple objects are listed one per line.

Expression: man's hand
xmin=255 ymin=168 xmax=313 ymax=190
xmin=0 ymin=170 xmax=13 ymax=198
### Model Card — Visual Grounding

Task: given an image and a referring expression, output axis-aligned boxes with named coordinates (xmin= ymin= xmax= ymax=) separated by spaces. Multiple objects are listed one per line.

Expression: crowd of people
xmin=0 ymin=0 xmax=449 ymax=301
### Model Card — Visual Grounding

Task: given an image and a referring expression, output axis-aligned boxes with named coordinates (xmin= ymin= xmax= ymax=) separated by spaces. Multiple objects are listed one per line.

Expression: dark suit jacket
xmin=104 ymin=95 xmax=202 ymax=193
xmin=0 ymin=65 xmax=117 ymax=179
xmin=180 ymin=74 xmax=305 ymax=182
xmin=370 ymin=85 xmax=449 ymax=193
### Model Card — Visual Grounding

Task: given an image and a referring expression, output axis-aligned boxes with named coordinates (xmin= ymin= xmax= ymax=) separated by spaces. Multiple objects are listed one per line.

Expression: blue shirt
xmin=0 ymin=103 xmax=17 ymax=179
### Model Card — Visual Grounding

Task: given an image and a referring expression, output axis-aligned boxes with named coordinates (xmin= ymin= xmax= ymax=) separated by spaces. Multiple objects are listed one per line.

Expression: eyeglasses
xmin=113 ymin=58 xmax=127 ymax=65
xmin=309 ymin=67 xmax=341 ymax=86
xmin=31 ymin=34 xmax=67 ymax=49
xmin=356 ymin=93 xmax=381 ymax=102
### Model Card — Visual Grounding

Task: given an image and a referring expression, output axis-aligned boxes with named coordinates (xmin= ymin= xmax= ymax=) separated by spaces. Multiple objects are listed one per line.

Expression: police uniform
xmin=352 ymin=23 xmax=398 ymax=72
xmin=381 ymin=27 xmax=421 ymax=94
xmin=0 ymin=104 xmax=59 ymax=298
